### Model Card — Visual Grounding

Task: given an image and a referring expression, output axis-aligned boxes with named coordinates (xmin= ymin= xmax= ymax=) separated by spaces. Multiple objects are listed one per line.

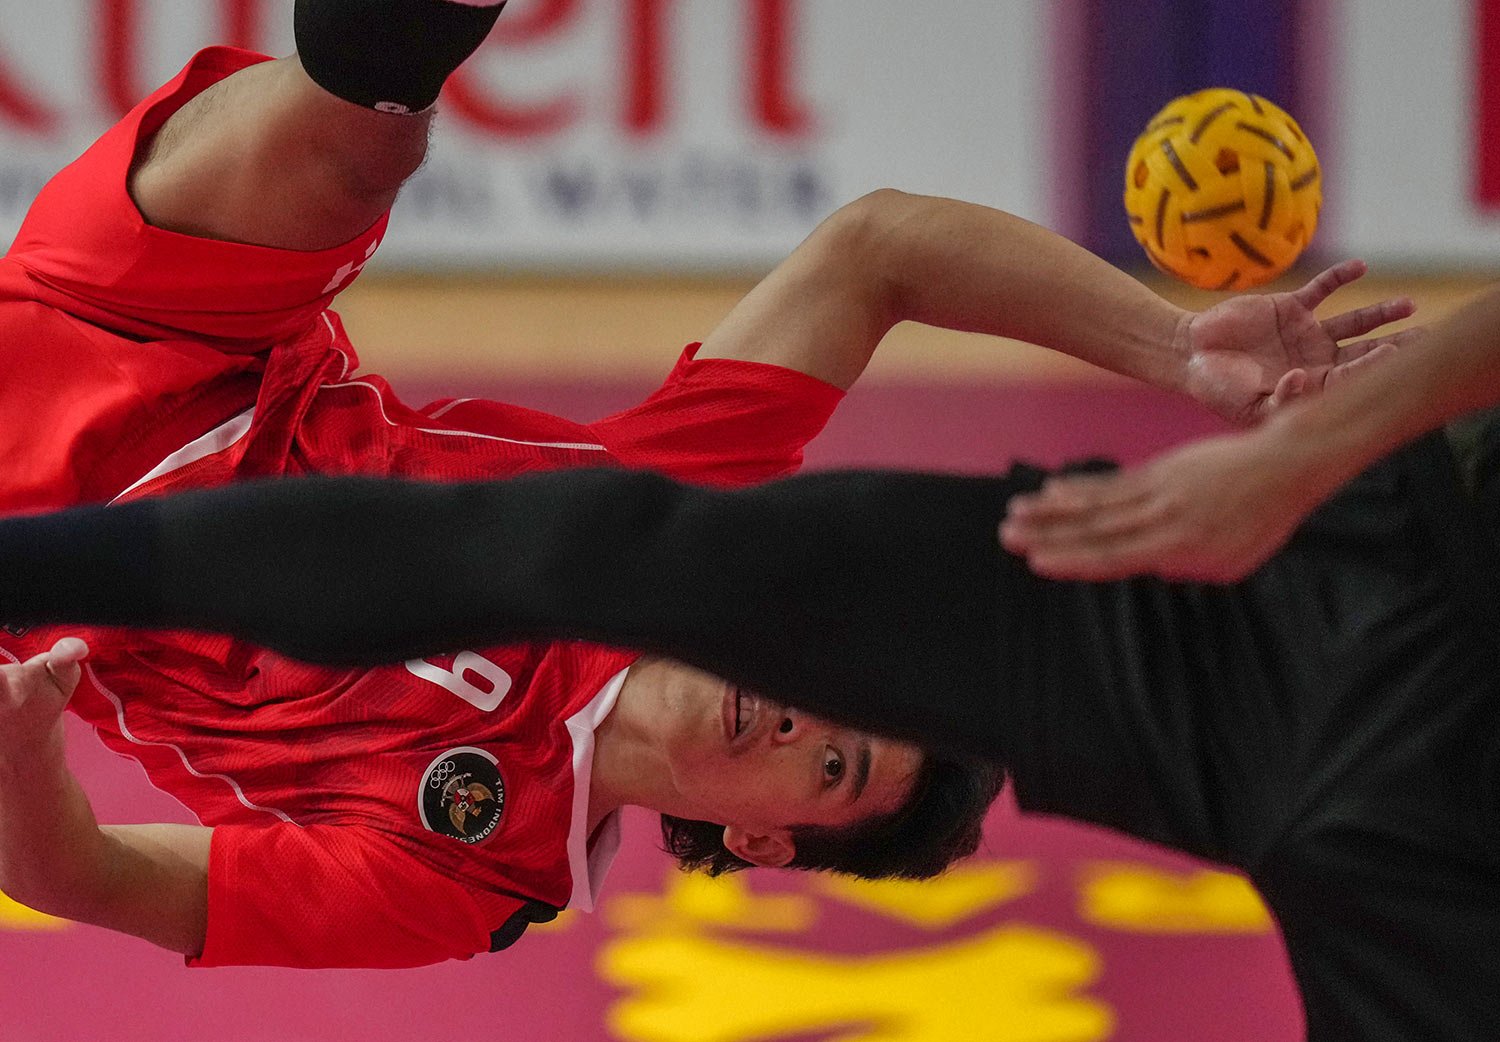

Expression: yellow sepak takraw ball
xmin=1124 ymin=88 xmax=1321 ymax=290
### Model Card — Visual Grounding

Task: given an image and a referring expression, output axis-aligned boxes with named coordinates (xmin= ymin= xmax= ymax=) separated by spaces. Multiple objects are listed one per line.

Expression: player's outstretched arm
xmin=0 ymin=472 xmax=1027 ymax=760
xmin=129 ymin=1 xmax=508 ymax=251
xmin=0 ymin=639 xmax=211 ymax=955
xmin=695 ymin=189 xmax=1412 ymax=421
xmin=1001 ymin=282 xmax=1500 ymax=581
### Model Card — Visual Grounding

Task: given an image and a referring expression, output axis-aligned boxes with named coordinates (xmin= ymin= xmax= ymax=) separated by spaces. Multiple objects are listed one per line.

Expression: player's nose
xmin=771 ymin=708 xmax=828 ymax=745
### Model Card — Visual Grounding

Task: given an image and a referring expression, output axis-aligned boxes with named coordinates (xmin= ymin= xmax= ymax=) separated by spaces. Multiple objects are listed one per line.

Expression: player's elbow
xmin=828 ymin=189 xmax=958 ymax=321
xmin=826 ymin=188 xmax=915 ymax=251
xmin=813 ymin=189 xmax=918 ymax=322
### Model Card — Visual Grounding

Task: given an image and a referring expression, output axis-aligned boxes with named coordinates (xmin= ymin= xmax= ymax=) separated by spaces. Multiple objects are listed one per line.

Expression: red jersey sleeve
xmin=4 ymin=46 xmax=386 ymax=351
xmin=588 ymin=344 xmax=844 ymax=487
xmin=194 ymin=823 xmax=528 ymax=969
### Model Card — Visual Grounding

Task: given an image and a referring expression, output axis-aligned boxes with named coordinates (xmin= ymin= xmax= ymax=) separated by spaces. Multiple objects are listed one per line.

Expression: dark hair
xmin=659 ymin=753 xmax=1005 ymax=881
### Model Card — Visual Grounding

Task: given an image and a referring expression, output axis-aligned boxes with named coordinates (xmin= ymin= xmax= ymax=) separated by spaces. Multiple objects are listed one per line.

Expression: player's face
xmin=652 ymin=663 xmax=925 ymax=865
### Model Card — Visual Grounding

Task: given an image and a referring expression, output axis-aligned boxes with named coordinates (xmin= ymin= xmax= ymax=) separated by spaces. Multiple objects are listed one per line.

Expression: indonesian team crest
xmin=418 ymin=747 xmax=506 ymax=845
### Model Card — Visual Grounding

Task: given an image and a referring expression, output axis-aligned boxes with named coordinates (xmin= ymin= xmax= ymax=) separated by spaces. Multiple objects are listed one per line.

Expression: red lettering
xmin=1479 ymin=0 xmax=1500 ymax=206
xmin=443 ymin=0 xmax=582 ymax=139
xmin=749 ymin=0 xmax=811 ymax=136
xmin=623 ymin=0 xmax=670 ymax=136
xmin=0 ymin=49 xmax=58 ymax=134
xmin=430 ymin=0 xmax=818 ymax=142
xmin=99 ymin=0 xmax=145 ymax=120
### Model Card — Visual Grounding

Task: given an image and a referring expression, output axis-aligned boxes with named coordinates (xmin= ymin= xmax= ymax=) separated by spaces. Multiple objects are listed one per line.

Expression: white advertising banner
xmin=1325 ymin=0 xmax=1500 ymax=265
xmin=0 ymin=1 xmax=1056 ymax=272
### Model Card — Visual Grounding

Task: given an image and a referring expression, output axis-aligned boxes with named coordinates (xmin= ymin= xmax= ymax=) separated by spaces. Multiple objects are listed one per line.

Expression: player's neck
xmin=587 ymin=730 xmax=679 ymax=833
xmin=587 ymin=680 xmax=668 ymax=832
xmin=587 ymin=661 xmax=700 ymax=831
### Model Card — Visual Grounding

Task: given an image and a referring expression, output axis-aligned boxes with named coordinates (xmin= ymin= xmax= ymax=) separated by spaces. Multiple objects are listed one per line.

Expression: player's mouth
xmin=723 ymin=685 xmax=762 ymax=745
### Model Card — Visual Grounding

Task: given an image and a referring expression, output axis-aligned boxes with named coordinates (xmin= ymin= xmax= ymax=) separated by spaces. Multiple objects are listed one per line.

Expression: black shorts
xmin=1002 ymin=431 xmax=1500 ymax=1040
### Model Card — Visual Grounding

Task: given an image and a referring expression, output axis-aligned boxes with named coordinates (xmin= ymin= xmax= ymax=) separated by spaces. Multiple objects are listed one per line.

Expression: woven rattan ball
xmin=1124 ymin=89 xmax=1321 ymax=289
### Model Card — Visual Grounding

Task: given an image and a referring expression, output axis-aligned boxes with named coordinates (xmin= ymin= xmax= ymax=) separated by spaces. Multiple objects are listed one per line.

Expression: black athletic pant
xmin=0 ymin=468 xmax=1025 ymax=759
xmin=3 ymin=436 xmax=1499 ymax=1040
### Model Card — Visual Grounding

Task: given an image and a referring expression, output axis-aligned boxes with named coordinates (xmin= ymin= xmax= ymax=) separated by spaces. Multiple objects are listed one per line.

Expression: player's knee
xmin=294 ymin=0 xmax=508 ymax=116
xmin=251 ymin=57 xmax=434 ymax=214
xmin=319 ymin=107 xmax=434 ymax=198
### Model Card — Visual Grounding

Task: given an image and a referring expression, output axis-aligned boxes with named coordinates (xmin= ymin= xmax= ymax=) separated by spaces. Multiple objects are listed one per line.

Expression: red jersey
xmin=0 ymin=49 xmax=843 ymax=969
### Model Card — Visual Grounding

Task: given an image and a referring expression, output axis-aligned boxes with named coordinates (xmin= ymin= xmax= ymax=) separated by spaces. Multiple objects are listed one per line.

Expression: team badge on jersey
xmin=419 ymin=747 xmax=506 ymax=845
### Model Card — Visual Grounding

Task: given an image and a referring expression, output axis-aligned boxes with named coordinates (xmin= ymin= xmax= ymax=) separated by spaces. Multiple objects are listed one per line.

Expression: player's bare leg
xmin=128 ymin=58 xmax=431 ymax=251
xmin=128 ymin=0 xmax=508 ymax=252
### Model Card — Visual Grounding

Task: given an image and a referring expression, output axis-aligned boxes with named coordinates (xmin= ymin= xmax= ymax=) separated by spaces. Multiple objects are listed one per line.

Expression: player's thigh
xmin=11 ymin=49 xmax=393 ymax=349
xmin=129 ymin=55 xmax=430 ymax=252
xmin=1446 ymin=405 xmax=1500 ymax=545
xmin=1269 ymin=867 xmax=1500 ymax=1041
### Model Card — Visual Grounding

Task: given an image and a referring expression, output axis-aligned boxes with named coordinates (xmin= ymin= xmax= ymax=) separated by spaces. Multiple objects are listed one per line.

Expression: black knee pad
xmin=295 ymin=0 xmax=507 ymax=115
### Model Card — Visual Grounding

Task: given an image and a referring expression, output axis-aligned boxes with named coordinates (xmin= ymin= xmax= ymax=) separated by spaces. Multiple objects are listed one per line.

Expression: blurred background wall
xmin=2 ymin=3 xmax=1497 ymax=1041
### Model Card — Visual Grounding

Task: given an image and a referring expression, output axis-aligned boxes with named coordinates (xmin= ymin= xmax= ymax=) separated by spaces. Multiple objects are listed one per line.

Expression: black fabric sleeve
xmin=0 ymin=469 xmax=1041 ymax=761
xmin=295 ymin=0 xmax=507 ymax=114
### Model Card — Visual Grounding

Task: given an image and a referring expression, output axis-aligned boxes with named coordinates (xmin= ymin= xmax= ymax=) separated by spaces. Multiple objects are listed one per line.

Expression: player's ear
xmin=722 ymin=825 xmax=795 ymax=868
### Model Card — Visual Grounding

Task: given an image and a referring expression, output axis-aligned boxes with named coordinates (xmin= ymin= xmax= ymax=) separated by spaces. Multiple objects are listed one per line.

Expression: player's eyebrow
xmin=846 ymin=738 xmax=872 ymax=806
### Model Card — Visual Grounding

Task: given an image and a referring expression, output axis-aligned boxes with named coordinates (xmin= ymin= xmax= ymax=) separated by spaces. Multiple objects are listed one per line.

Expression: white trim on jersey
xmin=111 ymin=407 xmax=256 ymax=504
xmin=422 ymin=397 xmax=474 ymax=421
xmin=562 ymin=668 xmax=629 ymax=912
xmin=319 ymin=379 xmax=611 ymax=452
xmin=110 ymin=371 xmax=609 ymax=508
xmin=83 ymin=664 xmax=297 ymax=825
xmin=323 ymin=313 xmax=353 ymax=380
xmin=0 ymin=645 xmax=294 ymax=827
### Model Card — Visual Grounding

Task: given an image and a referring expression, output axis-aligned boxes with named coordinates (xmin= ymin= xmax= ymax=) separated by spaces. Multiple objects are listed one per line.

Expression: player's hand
xmin=0 ymin=638 xmax=89 ymax=764
xmin=999 ymin=432 xmax=1324 ymax=582
xmin=1179 ymin=259 xmax=1415 ymax=425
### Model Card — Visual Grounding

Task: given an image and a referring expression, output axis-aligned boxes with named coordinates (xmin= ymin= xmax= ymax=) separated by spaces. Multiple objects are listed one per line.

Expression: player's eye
xmin=823 ymin=746 xmax=845 ymax=784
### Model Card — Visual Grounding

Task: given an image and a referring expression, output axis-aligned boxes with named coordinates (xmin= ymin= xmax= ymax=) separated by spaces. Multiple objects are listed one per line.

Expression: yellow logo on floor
xmin=0 ymin=890 xmax=69 ymax=932
xmin=1078 ymin=862 xmax=1272 ymax=934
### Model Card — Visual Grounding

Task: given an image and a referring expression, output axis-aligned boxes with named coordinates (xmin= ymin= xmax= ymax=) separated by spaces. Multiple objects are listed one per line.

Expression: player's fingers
xmin=43 ymin=637 xmax=89 ymax=696
xmin=1002 ymin=508 xmax=1149 ymax=554
xmin=1327 ymin=342 xmax=1397 ymax=387
xmin=1341 ymin=325 xmax=1425 ymax=360
xmin=46 ymin=638 xmax=89 ymax=669
xmin=1024 ymin=530 xmax=1186 ymax=581
xmin=1032 ymin=531 xmax=1266 ymax=582
xmin=1334 ymin=337 xmax=1382 ymax=362
xmin=1001 ymin=487 xmax=1168 ymax=554
xmin=1002 ymin=491 xmax=1146 ymax=545
xmin=1290 ymin=258 xmax=1366 ymax=309
xmin=1319 ymin=296 xmax=1415 ymax=342
xmin=1257 ymin=368 xmax=1310 ymax=418
xmin=1388 ymin=325 xmax=1427 ymax=348
xmin=1005 ymin=473 xmax=1150 ymax=522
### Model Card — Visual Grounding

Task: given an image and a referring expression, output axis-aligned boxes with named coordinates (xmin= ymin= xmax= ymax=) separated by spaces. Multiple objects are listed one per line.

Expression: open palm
xmin=1182 ymin=259 xmax=1417 ymax=425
